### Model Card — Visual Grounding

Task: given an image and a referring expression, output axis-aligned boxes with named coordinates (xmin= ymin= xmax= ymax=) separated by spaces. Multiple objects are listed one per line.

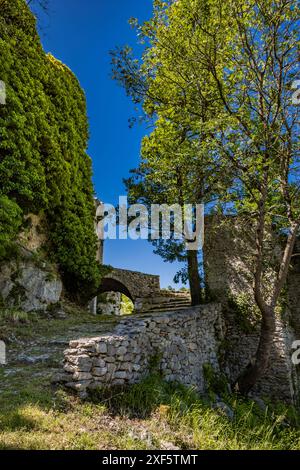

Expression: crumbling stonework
xmin=97 ymin=292 xmax=122 ymax=316
xmin=59 ymin=304 xmax=223 ymax=398
xmin=204 ymin=215 xmax=282 ymax=302
xmin=18 ymin=214 xmax=47 ymax=253
xmin=222 ymin=310 xmax=297 ymax=403
xmin=205 ymin=215 xmax=300 ymax=404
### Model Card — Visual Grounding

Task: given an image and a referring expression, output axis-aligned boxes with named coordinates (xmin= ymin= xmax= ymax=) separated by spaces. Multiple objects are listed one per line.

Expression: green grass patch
xmin=0 ymin=308 xmax=299 ymax=450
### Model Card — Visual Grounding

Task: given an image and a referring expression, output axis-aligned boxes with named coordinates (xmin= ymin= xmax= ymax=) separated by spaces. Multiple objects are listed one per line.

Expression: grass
xmin=0 ymin=368 xmax=299 ymax=450
xmin=0 ymin=307 xmax=300 ymax=450
xmin=90 ymin=375 xmax=300 ymax=450
xmin=0 ymin=308 xmax=31 ymax=326
xmin=0 ymin=302 xmax=118 ymax=343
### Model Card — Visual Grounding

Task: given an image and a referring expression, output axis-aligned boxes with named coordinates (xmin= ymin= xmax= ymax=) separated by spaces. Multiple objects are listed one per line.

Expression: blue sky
xmin=32 ymin=0 xmax=184 ymax=288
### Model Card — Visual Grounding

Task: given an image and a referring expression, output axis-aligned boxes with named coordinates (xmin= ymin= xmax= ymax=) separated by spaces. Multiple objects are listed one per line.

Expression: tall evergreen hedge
xmin=0 ymin=0 xmax=101 ymax=302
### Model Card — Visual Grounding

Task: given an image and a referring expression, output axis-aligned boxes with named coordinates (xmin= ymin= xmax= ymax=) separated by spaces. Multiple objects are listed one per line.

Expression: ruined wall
xmin=204 ymin=216 xmax=300 ymax=404
xmin=204 ymin=215 xmax=282 ymax=301
xmin=222 ymin=311 xmax=297 ymax=403
xmin=59 ymin=304 xmax=223 ymax=398
xmin=97 ymin=292 xmax=122 ymax=316
xmin=204 ymin=216 xmax=254 ymax=300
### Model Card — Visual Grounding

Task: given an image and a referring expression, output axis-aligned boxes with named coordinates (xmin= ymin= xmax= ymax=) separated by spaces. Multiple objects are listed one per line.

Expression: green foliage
xmin=90 ymin=373 xmax=300 ymax=449
xmin=113 ymin=1 xmax=232 ymax=299
xmin=0 ymin=0 xmax=101 ymax=301
xmin=203 ymin=363 xmax=230 ymax=399
xmin=0 ymin=308 xmax=30 ymax=324
xmin=90 ymin=373 xmax=193 ymax=419
xmin=0 ymin=195 xmax=22 ymax=259
xmin=120 ymin=295 xmax=134 ymax=315
xmin=113 ymin=0 xmax=300 ymax=390
xmin=227 ymin=292 xmax=261 ymax=334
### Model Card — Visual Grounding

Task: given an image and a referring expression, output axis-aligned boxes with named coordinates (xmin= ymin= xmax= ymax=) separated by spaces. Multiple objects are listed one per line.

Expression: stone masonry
xmin=97 ymin=292 xmax=123 ymax=316
xmin=60 ymin=304 xmax=223 ymax=398
xmin=205 ymin=215 xmax=300 ymax=404
xmin=98 ymin=268 xmax=160 ymax=300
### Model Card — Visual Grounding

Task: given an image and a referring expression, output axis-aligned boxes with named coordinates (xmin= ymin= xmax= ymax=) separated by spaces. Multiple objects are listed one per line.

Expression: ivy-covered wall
xmin=0 ymin=0 xmax=101 ymax=302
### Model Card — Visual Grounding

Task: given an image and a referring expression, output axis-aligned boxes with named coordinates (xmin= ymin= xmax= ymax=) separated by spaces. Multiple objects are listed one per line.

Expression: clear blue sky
xmin=32 ymin=0 xmax=184 ymax=288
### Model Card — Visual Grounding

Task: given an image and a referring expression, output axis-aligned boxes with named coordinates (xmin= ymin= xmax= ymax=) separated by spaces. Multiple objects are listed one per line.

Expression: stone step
xmin=143 ymin=304 xmax=191 ymax=313
xmin=147 ymin=300 xmax=191 ymax=308
xmin=151 ymin=298 xmax=191 ymax=304
xmin=152 ymin=300 xmax=191 ymax=306
xmin=151 ymin=304 xmax=191 ymax=309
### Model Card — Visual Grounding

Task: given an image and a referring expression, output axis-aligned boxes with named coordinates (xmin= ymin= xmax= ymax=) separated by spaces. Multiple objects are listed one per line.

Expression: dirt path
xmin=0 ymin=312 xmax=117 ymax=394
xmin=0 ymin=311 xmax=181 ymax=450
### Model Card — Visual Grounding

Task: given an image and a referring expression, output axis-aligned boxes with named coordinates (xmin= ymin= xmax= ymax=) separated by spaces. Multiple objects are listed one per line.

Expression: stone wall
xmin=18 ymin=214 xmax=47 ymax=252
xmin=204 ymin=215 xmax=300 ymax=404
xmin=59 ymin=304 xmax=223 ymax=398
xmin=222 ymin=310 xmax=297 ymax=403
xmin=97 ymin=292 xmax=122 ymax=316
xmin=204 ymin=215 xmax=282 ymax=302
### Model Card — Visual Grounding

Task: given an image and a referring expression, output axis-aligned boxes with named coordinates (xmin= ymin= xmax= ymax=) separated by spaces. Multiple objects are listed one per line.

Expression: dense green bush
xmin=0 ymin=0 xmax=101 ymax=301
xmin=0 ymin=195 xmax=22 ymax=259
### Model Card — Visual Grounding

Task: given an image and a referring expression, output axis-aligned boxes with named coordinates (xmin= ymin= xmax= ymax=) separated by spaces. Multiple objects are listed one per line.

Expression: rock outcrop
xmin=0 ymin=253 xmax=62 ymax=313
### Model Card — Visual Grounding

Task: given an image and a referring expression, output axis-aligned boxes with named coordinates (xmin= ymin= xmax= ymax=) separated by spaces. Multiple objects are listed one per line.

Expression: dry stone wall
xmin=60 ymin=304 xmax=223 ymax=398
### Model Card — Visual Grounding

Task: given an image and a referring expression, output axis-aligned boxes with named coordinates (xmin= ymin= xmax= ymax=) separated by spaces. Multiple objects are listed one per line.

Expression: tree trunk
xmin=187 ymin=249 xmax=202 ymax=306
xmin=235 ymin=222 xmax=299 ymax=395
xmin=235 ymin=303 xmax=276 ymax=395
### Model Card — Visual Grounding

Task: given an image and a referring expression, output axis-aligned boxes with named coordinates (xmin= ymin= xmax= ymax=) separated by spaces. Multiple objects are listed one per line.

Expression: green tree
xmin=125 ymin=117 xmax=226 ymax=304
xmin=113 ymin=0 xmax=300 ymax=393
xmin=180 ymin=0 xmax=300 ymax=394
xmin=113 ymin=1 xmax=229 ymax=305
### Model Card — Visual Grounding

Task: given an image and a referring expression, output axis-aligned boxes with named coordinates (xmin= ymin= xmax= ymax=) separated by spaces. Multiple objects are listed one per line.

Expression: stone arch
xmin=97 ymin=268 xmax=160 ymax=302
xmin=97 ymin=277 xmax=134 ymax=302
xmin=90 ymin=268 xmax=161 ymax=314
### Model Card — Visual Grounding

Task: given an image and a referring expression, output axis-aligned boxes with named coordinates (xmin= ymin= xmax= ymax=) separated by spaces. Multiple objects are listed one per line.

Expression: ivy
xmin=0 ymin=0 xmax=101 ymax=302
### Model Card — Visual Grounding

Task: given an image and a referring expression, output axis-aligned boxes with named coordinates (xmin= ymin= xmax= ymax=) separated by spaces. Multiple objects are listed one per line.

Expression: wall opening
xmin=97 ymin=292 xmax=134 ymax=316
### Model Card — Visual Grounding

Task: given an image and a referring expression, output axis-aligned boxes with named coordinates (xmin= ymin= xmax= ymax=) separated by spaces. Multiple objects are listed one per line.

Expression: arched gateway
xmin=91 ymin=268 xmax=161 ymax=314
xmin=90 ymin=200 xmax=191 ymax=314
xmin=98 ymin=268 xmax=160 ymax=300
